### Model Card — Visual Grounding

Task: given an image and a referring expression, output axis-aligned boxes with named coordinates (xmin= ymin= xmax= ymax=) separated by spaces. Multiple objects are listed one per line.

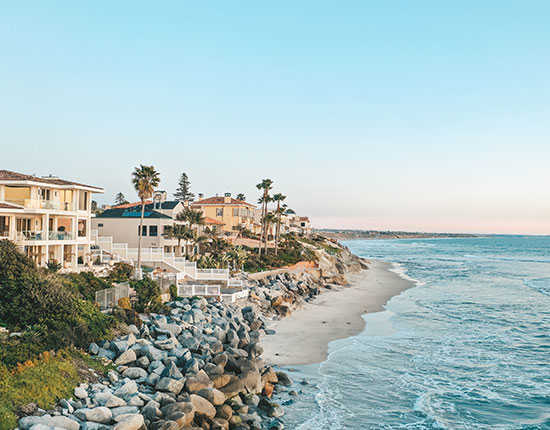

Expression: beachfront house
xmin=0 ymin=169 xmax=104 ymax=270
xmin=92 ymin=193 xmax=224 ymax=255
xmin=190 ymin=193 xmax=258 ymax=235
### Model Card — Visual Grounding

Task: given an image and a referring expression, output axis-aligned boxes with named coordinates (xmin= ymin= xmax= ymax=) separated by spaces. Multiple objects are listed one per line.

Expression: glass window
xmin=149 ymin=225 xmax=158 ymax=236
xmin=216 ymin=208 xmax=224 ymax=217
xmin=232 ymin=208 xmax=239 ymax=216
xmin=138 ymin=225 xmax=147 ymax=236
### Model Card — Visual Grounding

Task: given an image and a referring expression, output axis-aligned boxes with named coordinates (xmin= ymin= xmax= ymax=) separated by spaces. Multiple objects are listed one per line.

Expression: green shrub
xmin=169 ymin=284 xmax=178 ymax=300
xmin=130 ymin=277 xmax=165 ymax=313
xmin=107 ymin=262 xmax=134 ymax=283
xmin=0 ymin=240 xmax=114 ymax=363
xmin=61 ymin=272 xmax=113 ymax=301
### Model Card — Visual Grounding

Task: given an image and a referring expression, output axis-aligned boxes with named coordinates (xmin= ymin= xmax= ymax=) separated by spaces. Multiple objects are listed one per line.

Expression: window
xmin=39 ymin=189 xmax=51 ymax=200
xmin=149 ymin=225 xmax=158 ymax=236
xmin=98 ymin=223 xmax=104 ymax=227
xmin=232 ymin=208 xmax=239 ymax=216
xmin=138 ymin=225 xmax=147 ymax=236
xmin=216 ymin=208 xmax=224 ymax=217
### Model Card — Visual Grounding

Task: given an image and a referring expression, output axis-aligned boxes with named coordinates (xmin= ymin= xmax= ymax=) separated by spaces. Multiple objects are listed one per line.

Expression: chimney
xmin=224 ymin=192 xmax=231 ymax=204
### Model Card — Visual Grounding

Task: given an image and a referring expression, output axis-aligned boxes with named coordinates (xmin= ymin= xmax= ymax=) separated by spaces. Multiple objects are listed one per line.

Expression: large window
xmin=233 ymin=208 xmax=239 ymax=216
xmin=78 ymin=191 xmax=88 ymax=211
xmin=216 ymin=208 xmax=224 ymax=217
xmin=138 ymin=225 xmax=147 ymax=236
xmin=149 ymin=226 xmax=158 ymax=236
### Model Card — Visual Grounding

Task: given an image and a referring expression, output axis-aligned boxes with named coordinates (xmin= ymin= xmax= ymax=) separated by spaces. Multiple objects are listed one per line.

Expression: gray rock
xmin=113 ymin=414 xmax=144 ymax=430
xmin=110 ymin=406 xmax=139 ymax=418
xmin=155 ymin=377 xmax=184 ymax=395
xmin=113 ymin=380 xmax=138 ymax=398
xmin=74 ymin=386 xmax=88 ymax=399
xmin=122 ymin=367 xmax=147 ymax=380
xmin=74 ymin=407 xmax=112 ymax=424
xmin=114 ymin=350 xmax=137 ymax=366
xmin=19 ymin=415 xmax=80 ymax=430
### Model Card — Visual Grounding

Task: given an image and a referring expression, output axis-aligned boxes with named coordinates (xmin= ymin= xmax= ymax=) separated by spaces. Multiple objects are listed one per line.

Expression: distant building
xmin=190 ymin=193 xmax=258 ymax=235
xmin=0 ymin=169 xmax=103 ymax=269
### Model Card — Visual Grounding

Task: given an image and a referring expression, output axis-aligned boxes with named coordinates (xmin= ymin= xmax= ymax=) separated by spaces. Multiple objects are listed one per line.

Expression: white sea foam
xmin=389 ymin=261 xmax=426 ymax=286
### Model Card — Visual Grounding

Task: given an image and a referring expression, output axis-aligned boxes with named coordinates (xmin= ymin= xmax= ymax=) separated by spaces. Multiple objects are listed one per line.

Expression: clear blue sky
xmin=2 ymin=2 xmax=549 ymax=234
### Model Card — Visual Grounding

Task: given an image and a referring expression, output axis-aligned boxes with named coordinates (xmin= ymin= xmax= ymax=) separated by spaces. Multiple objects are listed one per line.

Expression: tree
xmin=174 ymin=172 xmax=195 ymax=202
xmin=177 ymin=208 xmax=205 ymax=232
xmin=132 ymin=165 xmax=160 ymax=279
xmin=256 ymin=179 xmax=273 ymax=255
xmin=114 ymin=192 xmax=129 ymax=206
xmin=272 ymin=193 xmax=287 ymax=255
xmin=165 ymin=224 xmax=193 ymax=257
xmin=263 ymin=212 xmax=277 ymax=254
xmin=236 ymin=193 xmax=246 ymax=201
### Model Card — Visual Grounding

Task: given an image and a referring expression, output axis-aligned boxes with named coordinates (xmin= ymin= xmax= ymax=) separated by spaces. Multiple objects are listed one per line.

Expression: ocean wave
xmin=389 ymin=262 xmax=426 ymax=286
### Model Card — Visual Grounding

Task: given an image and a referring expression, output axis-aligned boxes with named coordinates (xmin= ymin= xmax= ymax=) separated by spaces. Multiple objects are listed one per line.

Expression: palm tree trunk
xmin=275 ymin=201 xmax=281 ymax=256
xmin=136 ymin=201 xmax=145 ymax=279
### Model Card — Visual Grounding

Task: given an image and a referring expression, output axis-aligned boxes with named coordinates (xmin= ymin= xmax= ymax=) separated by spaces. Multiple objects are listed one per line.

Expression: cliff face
xmin=244 ymin=235 xmax=369 ymax=319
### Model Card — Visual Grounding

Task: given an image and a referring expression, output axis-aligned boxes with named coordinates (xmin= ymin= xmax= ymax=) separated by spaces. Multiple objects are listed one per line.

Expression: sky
xmin=1 ymin=1 xmax=549 ymax=234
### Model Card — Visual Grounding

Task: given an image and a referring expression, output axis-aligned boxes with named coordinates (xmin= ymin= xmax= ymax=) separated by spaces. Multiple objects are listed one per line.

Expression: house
xmin=282 ymin=212 xmax=312 ymax=236
xmin=92 ymin=194 xmax=225 ymax=255
xmin=190 ymin=193 xmax=257 ymax=235
xmin=0 ymin=169 xmax=104 ymax=269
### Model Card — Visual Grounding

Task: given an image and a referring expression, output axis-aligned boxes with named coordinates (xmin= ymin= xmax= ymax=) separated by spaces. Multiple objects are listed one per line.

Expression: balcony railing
xmin=48 ymin=231 xmax=76 ymax=240
xmin=5 ymin=199 xmax=77 ymax=211
xmin=0 ymin=230 xmax=10 ymax=238
xmin=16 ymin=230 xmax=45 ymax=241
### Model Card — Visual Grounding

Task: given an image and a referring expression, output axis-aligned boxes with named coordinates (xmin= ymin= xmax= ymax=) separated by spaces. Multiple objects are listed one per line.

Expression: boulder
xmin=113 ymin=414 xmax=145 ymax=430
xmin=74 ymin=407 xmax=112 ymax=424
xmin=185 ymin=370 xmax=212 ymax=393
xmin=19 ymin=415 xmax=80 ymax=430
xmin=122 ymin=367 xmax=147 ymax=380
xmin=114 ymin=380 xmax=138 ymax=398
xmin=196 ymin=388 xmax=226 ymax=406
xmin=160 ymin=402 xmax=195 ymax=428
xmin=190 ymin=394 xmax=216 ymax=419
xmin=115 ymin=350 xmax=137 ymax=366
xmin=155 ymin=377 xmax=184 ymax=395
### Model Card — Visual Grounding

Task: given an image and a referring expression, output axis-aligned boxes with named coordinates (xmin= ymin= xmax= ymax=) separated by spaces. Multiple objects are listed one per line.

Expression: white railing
xmin=16 ymin=230 xmax=45 ymax=241
xmin=221 ymin=289 xmax=249 ymax=303
xmin=48 ymin=231 xmax=76 ymax=240
xmin=227 ymin=278 xmax=243 ymax=287
xmin=177 ymin=284 xmax=221 ymax=297
xmin=95 ymin=284 xmax=130 ymax=309
xmin=196 ymin=268 xmax=229 ymax=281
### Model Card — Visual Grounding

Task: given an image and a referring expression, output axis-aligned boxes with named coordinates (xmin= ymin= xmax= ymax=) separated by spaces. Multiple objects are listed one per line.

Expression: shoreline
xmin=262 ymin=260 xmax=415 ymax=366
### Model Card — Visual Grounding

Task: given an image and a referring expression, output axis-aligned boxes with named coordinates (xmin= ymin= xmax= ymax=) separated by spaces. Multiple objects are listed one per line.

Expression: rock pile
xmin=18 ymin=297 xmax=291 ymax=430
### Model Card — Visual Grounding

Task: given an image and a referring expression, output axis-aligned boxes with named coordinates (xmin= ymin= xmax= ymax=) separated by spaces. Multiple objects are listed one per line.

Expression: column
xmin=72 ymin=217 xmax=77 ymax=240
xmin=59 ymin=245 xmax=64 ymax=268
xmin=9 ymin=215 xmax=16 ymax=240
xmin=72 ymin=244 xmax=78 ymax=270
xmin=44 ymin=213 xmax=49 ymax=241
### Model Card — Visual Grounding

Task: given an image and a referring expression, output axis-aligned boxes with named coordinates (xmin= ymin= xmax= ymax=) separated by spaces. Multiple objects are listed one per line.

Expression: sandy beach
xmin=262 ymin=260 xmax=414 ymax=366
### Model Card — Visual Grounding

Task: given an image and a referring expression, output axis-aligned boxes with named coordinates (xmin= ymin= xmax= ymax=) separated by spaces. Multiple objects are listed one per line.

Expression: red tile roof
xmin=111 ymin=201 xmax=151 ymax=209
xmin=204 ymin=217 xmax=225 ymax=225
xmin=192 ymin=196 xmax=256 ymax=208
xmin=0 ymin=170 xmax=103 ymax=191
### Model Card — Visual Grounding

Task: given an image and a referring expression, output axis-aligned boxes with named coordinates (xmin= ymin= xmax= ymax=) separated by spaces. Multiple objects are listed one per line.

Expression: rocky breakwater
xmin=18 ymin=297 xmax=291 ymax=430
xmin=246 ymin=239 xmax=369 ymax=319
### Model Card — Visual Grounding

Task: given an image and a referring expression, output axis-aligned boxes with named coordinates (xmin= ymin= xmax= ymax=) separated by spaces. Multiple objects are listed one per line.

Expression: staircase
xmin=91 ymin=230 xmax=246 ymax=300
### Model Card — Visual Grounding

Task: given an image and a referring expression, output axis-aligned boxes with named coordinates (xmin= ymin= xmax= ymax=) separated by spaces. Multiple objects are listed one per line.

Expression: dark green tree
xmin=174 ymin=172 xmax=195 ymax=202
xmin=114 ymin=192 xmax=129 ymax=206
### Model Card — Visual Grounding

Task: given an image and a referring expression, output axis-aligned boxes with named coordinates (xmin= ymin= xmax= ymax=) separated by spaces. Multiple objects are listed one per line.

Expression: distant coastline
xmin=319 ymin=229 xmax=478 ymax=241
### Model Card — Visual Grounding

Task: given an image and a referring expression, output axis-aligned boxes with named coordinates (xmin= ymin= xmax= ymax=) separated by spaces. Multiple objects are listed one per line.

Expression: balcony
xmin=14 ymin=230 xmax=76 ymax=241
xmin=4 ymin=199 xmax=76 ymax=211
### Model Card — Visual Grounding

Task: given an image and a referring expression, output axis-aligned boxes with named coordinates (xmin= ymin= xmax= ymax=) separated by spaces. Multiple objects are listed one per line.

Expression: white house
xmin=0 ymin=169 xmax=104 ymax=270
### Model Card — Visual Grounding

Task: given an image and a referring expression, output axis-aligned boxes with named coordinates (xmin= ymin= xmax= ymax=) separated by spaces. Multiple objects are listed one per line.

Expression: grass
xmin=0 ymin=349 xmax=109 ymax=430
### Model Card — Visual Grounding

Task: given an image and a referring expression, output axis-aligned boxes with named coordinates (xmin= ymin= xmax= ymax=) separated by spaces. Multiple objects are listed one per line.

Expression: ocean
xmin=275 ymin=236 xmax=550 ymax=429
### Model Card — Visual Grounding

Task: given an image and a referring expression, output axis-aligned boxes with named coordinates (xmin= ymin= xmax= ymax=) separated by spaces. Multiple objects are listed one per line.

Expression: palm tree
xmin=192 ymin=233 xmax=209 ymax=257
xmin=263 ymin=211 xmax=277 ymax=254
xmin=272 ymin=193 xmax=287 ymax=255
xmin=256 ymin=179 xmax=273 ymax=255
xmin=132 ymin=165 xmax=160 ymax=278
xmin=236 ymin=193 xmax=246 ymax=201
xmin=177 ymin=208 xmax=205 ymax=233
xmin=165 ymin=224 xmax=193 ymax=257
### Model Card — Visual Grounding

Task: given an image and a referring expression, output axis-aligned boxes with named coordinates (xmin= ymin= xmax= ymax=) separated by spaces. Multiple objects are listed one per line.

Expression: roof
xmin=0 ymin=201 xmax=24 ymax=210
xmin=192 ymin=196 xmax=256 ymax=208
xmin=204 ymin=217 xmax=224 ymax=225
xmin=111 ymin=200 xmax=181 ymax=210
xmin=0 ymin=170 xmax=103 ymax=192
xmin=95 ymin=207 xmax=171 ymax=219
